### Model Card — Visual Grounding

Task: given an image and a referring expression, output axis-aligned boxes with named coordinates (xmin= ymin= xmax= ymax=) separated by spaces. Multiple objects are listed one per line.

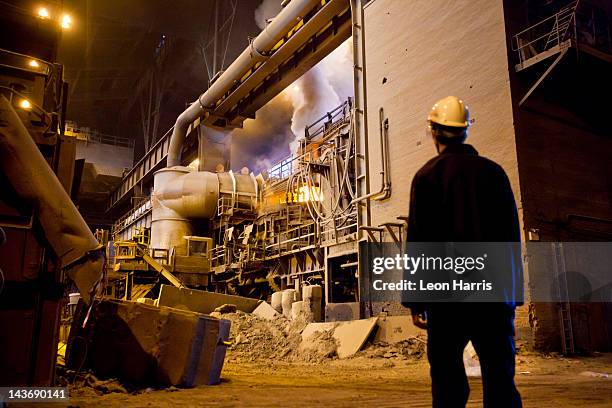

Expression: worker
xmin=405 ymin=96 xmax=523 ymax=407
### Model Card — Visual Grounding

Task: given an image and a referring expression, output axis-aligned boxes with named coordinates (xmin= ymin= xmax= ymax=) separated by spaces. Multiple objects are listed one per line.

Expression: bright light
xmin=37 ymin=7 xmax=50 ymax=19
xmin=188 ymin=158 xmax=200 ymax=170
xmin=28 ymin=60 xmax=39 ymax=68
xmin=297 ymin=186 xmax=323 ymax=202
xmin=19 ymin=99 xmax=32 ymax=109
xmin=293 ymin=85 xmax=300 ymax=92
xmin=61 ymin=14 xmax=72 ymax=29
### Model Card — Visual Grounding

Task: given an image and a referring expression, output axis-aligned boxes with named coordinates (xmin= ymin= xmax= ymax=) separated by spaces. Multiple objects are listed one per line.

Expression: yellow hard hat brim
xmin=428 ymin=118 xmax=469 ymax=128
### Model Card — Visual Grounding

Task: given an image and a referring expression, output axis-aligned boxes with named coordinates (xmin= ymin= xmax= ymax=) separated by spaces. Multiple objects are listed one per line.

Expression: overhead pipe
xmin=166 ymin=0 xmax=322 ymax=167
xmin=0 ymin=96 xmax=103 ymax=304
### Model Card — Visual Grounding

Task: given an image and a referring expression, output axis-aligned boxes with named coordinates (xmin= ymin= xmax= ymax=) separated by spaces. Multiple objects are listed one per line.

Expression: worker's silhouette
xmin=405 ymin=96 xmax=522 ymax=408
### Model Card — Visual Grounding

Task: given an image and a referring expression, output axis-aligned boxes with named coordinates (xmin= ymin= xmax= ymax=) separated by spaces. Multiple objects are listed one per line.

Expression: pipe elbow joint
xmin=167 ymin=102 xmax=205 ymax=167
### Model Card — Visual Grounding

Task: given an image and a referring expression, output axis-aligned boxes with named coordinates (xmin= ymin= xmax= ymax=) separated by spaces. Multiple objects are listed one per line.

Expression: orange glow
xmin=19 ymin=99 xmax=32 ymax=109
xmin=61 ymin=14 xmax=72 ymax=29
xmin=297 ymin=185 xmax=323 ymax=202
xmin=37 ymin=7 xmax=50 ymax=19
xmin=283 ymin=185 xmax=323 ymax=203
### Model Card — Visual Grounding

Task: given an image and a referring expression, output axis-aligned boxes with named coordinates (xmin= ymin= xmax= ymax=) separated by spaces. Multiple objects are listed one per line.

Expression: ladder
xmin=512 ymin=0 xmax=579 ymax=72
xmin=544 ymin=3 xmax=577 ymax=50
xmin=552 ymin=243 xmax=575 ymax=355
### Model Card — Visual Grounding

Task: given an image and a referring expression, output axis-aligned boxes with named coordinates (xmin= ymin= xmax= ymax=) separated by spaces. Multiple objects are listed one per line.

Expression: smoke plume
xmin=230 ymin=0 xmax=353 ymax=174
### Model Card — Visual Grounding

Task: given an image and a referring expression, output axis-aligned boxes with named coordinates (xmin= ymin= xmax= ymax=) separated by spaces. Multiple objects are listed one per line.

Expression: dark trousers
xmin=426 ymin=304 xmax=522 ymax=408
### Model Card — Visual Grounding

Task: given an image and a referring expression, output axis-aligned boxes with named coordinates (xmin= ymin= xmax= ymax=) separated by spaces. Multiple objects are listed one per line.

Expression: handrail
xmin=267 ymin=100 xmax=351 ymax=181
xmin=120 ymin=125 xmax=174 ymax=182
xmin=65 ymin=124 xmax=134 ymax=148
xmin=512 ymin=2 xmax=576 ymax=45
xmin=512 ymin=1 xmax=578 ymax=70
xmin=112 ymin=197 xmax=152 ymax=238
xmin=511 ymin=0 xmax=578 ymax=71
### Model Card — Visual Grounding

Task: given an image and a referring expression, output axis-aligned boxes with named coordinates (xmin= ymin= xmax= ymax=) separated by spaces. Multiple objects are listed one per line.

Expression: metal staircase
xmin=512 ymin=1 xmax=580 ymax=106
xmin=513 ymin=1 xmax=579 ymax=72
xmin=544 ymin=3 xmax=576 ymax=50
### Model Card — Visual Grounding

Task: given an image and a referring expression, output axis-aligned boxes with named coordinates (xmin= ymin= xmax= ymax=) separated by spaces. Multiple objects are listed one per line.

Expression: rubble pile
xmin=357 ymin=338 xmax=427 ymax=360
xmin=56 ymin=367 xmax=129 ymax=397
xmin=214 ymin=308 xmax=426 ymax=364
xmin=218 ymin=311 xmax=337 ymax=363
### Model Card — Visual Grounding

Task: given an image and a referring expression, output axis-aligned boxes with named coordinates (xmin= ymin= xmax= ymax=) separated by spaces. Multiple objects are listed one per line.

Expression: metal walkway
xmin=512 ymin=1 xmax=578 ymax=73
xmin=512 ymin=1 xmax=579 ymax=106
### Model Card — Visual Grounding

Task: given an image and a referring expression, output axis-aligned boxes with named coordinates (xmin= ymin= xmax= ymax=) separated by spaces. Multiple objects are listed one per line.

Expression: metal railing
xmin=267 ymin=101 xmax=350 ymax=183
xmin=512 ymin=1 xmax=578 ymax=69
xmin=106 ymin=125 xmax=177 ymax=211
xmin=65 ymin=123 xmax=134 ymax=148
xmin=111 ymin=197 xmax=152 ymax=239
xmin=304 ymin=99 xmax=350 ymax=140
xmin=0 ymin=48 xmax=52 ymax=76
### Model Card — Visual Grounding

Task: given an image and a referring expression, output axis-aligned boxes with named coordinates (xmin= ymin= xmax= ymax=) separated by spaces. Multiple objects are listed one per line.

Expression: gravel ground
xmin=66 ymin=352 xmax=612 ymax=407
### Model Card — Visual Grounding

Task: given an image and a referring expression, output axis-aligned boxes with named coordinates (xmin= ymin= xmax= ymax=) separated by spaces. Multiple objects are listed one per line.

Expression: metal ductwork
xmin=151 ymin=167 xmax=258 ymax=256
xmin=166 ymin=0 xmax=325 ymax=167
xmin=0 ymin=96 xmax=103 ymax=304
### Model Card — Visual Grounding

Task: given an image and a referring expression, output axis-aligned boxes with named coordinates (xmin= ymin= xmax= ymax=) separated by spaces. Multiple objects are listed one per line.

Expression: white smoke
xmin=231 ymin=0 xmax=354 ymax=173
xmin=287 ymin=40 xmax=353 ymax=153
xmin=254 ymin=0 xmax=282 ymax=29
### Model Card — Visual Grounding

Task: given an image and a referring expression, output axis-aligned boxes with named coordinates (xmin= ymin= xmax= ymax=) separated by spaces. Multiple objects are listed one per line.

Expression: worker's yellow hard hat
xmin=427 ymin=96 xmax=470 ymax=128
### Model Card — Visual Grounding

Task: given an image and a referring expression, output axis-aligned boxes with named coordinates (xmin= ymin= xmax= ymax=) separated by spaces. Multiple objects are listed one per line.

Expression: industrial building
xmin=0 ymin=0 xmax=610 ymax=406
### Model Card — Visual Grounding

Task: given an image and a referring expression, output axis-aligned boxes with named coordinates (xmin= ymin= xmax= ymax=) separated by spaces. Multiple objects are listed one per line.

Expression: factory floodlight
xmin=61 ymin=14 xmax=72 ymax=29
xmin=37 ymin=7 xmax=50 ymax=19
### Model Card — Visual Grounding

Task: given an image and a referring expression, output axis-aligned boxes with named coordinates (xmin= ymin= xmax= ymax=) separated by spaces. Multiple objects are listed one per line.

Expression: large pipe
xmin=166 ymin=0 xmax=321 ymax=167
xmin=151 ymin=167 xmax=258 ymax=255
xmin=0 ymin=96 xmax=103 ymax=304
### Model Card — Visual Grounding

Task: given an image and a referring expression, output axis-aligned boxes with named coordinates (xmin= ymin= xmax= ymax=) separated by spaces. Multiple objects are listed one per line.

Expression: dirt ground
xmin=66 ymin=352 xmax=612 ymax=407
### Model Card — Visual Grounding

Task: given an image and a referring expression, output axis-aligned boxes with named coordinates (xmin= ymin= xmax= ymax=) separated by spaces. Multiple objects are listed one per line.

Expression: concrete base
xmin=325 ymin=302 xmax=360 ymax=321
xmin=252 ymin=301 xmax=280 ymax=320
xmin=373 ymin=315 xmax=421 ymax=344
xmin=301 ymin=317 xmax=379 ymax=358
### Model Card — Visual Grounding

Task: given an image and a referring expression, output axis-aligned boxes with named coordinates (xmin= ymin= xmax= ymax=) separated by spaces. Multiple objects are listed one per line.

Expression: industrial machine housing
xmin=111 ymin=100 xmax=360 ymax=306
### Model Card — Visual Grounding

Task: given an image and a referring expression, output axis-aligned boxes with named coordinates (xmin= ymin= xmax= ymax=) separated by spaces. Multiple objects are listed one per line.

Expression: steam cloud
xmin=231 ymin=0 xmax=353 ymax=174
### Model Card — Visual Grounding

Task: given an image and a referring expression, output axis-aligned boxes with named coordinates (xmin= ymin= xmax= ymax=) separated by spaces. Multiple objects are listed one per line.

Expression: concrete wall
xmin=362 ymin=0 xmax=612 ymax=351
xmin=362 ymin=0 xmax=530 ymax=340
xmin=503 ymin=0 xmax=612 ymax=351
xmin=363 ymin=0 xmax=520 ymax=229
xmin=76 ymin=140 xmax=134 ymax=177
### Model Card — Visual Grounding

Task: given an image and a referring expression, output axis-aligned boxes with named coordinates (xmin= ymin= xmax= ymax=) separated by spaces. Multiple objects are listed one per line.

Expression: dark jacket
xmin=405 ymin=143 xmax=522 ymax=312
xmin=407 ymin=144 xmax=520 ymax=243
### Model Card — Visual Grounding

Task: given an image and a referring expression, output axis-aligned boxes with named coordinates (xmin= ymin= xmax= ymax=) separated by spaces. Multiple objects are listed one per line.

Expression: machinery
xmin=109 ymin=100 xmax=360 ymax=304
xmin=209 ymin=100 xmax=358 ymax=298
xmin=107 ymin=0 xmax=361 ymax=307
xmin=0 ymin=46 xmax=103 ymax=385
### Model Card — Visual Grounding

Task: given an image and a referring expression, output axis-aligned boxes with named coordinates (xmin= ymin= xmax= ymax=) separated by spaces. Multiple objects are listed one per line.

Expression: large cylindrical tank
xmin=151 ymin=168 xmax=192 ymax=256
xmin=151 ymin=167 xmax=219 ymax=255
xmin=151 ymin=166 xmax=259 ymax=255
